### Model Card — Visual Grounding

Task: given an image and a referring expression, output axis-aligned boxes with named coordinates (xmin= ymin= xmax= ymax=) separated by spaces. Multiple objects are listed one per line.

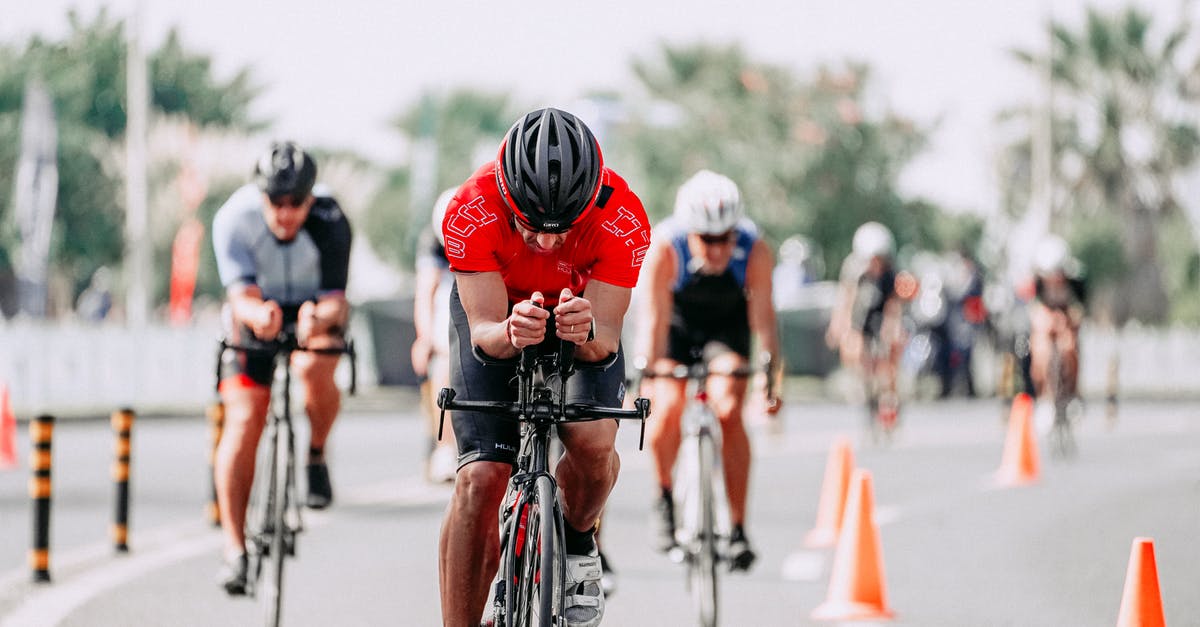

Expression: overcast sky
xmin=0 ymin=0 xmax=1187 ymax=214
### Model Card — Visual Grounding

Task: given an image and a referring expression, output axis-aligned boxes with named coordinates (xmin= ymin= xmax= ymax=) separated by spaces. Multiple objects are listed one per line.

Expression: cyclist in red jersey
xmin=438 ymin=108 xmax=650 ymax=627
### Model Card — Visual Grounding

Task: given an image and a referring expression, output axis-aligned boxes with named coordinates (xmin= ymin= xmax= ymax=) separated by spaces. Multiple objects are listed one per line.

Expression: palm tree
xmin=1006 ymin=6 xmax=1200 ymax=325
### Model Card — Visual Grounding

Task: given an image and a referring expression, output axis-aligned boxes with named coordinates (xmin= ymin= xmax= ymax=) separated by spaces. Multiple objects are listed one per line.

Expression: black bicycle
xmin=215 ymin=333 xmax=357 ymax=627
xmin=438 ymin=340 xmax=649 ymax=627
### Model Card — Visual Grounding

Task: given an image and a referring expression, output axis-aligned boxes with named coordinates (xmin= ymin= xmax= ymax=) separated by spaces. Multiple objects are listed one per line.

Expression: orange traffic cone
xmin=0 ymin=383 xmax=16 ymax=469
xmin=1117 ymin=537 xmax=1165 ymax=627
xmin=994 ymin=393 xmax=1038 ymax=487
xmin=804 ymin=436 xmax=854 ymax=548
xmin=812 ymin=469 xmax=894 ymax=621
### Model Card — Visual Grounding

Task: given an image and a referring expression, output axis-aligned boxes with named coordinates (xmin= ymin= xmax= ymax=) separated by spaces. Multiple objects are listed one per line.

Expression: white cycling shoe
xmin=564 ymin=552 xmax=605 ymax=627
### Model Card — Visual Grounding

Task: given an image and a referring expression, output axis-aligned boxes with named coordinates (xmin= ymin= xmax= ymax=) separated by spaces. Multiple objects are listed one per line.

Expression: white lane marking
xmin=1 ymin=525 xmax=218 ymax=627
xmin=780 ymin=550 xmax=826 ymax=582
xmin=0 ymin=474 xmax=446 ymax=626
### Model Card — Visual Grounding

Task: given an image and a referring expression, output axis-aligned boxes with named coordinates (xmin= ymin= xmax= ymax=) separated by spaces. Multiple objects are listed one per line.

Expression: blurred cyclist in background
xmin=1028 ymin=234 xmax=1086 ymax=402
xmin=636 ymin=169 xmax=782 ymax=572
xmin=826 ymin=222 xmax=906 ymax=434
xmin=211 ymin=141 xmax=352 ymax=594
xmin=412 ymin=187 xmax=458 ymax=484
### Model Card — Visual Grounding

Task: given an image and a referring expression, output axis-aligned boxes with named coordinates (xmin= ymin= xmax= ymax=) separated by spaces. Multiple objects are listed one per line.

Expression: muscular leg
xmin=214 ymin=385 xmax=270 ymax=556
xmin=707 ymin=353 xmax=751 ymax=526
xmin=556 ymin=420 xmax=620 ymax=534
xmin=439 ymin=461 xmax=509 ymax=626
xmin=293 ymin=337 xmax=342 ymax=456
xmin=646 ymin=372 xmax=688 ymax=491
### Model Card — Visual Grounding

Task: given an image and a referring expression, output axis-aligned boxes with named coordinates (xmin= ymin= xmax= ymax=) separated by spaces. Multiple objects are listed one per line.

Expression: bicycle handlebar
xmin=437 ymin=387 xmax=650 ymax=423
xmin=636 ymin=364 xmax=756 ymax=380
xmin=215 ymin=334 xmax=358 ymax=396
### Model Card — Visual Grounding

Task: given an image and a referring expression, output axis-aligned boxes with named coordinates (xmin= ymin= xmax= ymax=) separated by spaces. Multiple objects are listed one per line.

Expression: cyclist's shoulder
xmin=213 ymin=184 xmax=267 ymax=241
xmin=307 ymin=184 xmax=347 ymax=224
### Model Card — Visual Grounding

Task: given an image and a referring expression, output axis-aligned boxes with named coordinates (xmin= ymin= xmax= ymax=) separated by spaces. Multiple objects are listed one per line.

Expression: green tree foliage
xmin=617 ymin=43 xmax=941 ymax=278
xmin=0 ymin=8 xmax=259 ymax=314
xmin=365 ymin=90 xmax=514 ymax=268
xmin=1002 ymin=6 xmax=1200 ymax=325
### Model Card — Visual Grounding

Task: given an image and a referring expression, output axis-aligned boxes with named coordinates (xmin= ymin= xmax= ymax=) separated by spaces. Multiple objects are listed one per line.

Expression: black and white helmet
xmin=497 ymin=108 xmax=603 ymax=233
xmin=673 ymin=170 xmax=743 ymax=235
xmin=254 ymin=141 xmax=317 ymax=200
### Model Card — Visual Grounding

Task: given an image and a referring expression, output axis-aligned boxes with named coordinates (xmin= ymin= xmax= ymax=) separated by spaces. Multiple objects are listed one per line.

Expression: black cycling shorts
xmin=220 ymin=304 xmax=303 ymax=387
xmin=448 ymin=283 xmax=627 ymax=468
xmin=667 ymin=321 xmax=751 ymax=366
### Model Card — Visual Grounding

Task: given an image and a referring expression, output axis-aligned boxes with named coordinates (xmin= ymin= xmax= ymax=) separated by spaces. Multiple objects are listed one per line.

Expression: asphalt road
xmin=0 ymin=388 xmax=1197 ymax=626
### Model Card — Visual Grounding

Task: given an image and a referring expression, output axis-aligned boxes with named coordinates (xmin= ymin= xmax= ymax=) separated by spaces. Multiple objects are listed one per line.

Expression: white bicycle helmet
xmin=673 ymin=170 xmax=743 ymax=235
xmin=431 ymin=187 xmax=458 ymax=246
xmin=852 ymin=221 xmax=895 ymax=260
xmin=1033 ymin=234 xmax=1070 ymax=276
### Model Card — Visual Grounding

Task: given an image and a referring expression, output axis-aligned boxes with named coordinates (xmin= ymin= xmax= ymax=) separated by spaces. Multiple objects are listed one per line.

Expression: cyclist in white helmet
xmin=1028 ymin=234 xmax=1086 ymax=401
xmin=826 ymin=222 xmax=908 ymax=435
xmin=412 ymin=187 xmax=458 ymax=483
xmin=635 ymin=169 xmax=782 ymax=571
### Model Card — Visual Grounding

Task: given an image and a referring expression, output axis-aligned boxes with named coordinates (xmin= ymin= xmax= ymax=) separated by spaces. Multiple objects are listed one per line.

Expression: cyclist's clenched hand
xmin=506 ymin=292 xmax=550 ymax=349
xmin=553 ymin=288 xmax=593 ymax=346
xmin=251 ymin=300 xmax=284 ymax=340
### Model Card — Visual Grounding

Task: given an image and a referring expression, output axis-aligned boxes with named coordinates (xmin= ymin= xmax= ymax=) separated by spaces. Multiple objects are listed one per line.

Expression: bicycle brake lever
xmin=436 ymin=388 xmax=455 ymax=441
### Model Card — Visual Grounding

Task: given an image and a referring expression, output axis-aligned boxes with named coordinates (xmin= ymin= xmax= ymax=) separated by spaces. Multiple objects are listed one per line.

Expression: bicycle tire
xmin=690 ymin=430 xmax=719 ymax=627
xmin=245 ymin=420 xmax=278 ymax=597
xmin=261 ymin=420 xmax=290 ymax=627
xmin=534 ymin=475 xmax=562 ymax=627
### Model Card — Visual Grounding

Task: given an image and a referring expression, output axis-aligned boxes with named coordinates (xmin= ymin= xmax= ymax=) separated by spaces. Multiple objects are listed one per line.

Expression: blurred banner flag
xmin=168 ymin=160 xmax=208 ymax=326
xmin=12 ymin=78 xmax=58 ymax=318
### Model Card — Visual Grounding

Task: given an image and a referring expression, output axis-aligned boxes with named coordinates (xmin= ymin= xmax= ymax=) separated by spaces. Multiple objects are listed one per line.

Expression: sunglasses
xmin=697 ymin=231 xmax=735 ymax=245
xmin=268 ymin=194 xmax=309 ymax=208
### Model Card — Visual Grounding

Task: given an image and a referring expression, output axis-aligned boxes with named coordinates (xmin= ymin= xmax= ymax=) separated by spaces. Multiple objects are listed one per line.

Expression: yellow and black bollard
xmin=29 ymin=414 xmax=53 ymax=583
xmin=111 ymin=408 xmax=134 ymax=553
xmin=206 ymin=401 xmax=224 ymax=527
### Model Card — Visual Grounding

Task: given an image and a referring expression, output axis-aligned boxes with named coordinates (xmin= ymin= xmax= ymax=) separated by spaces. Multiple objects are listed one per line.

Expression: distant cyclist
xmin=437 ymin=108 xmax=650 ymax=627
xmin=1028 ymin=234 xmax=1086 ymax=403
xmin=211 ymin=142 xmax=352 ymax=594
xmin=635 ymin=169 xmax=782 ymax=571
xmin=826 ymin=222 xmax=905 ymax=428
xmin=413 ymin=187 xmax=458 ymax=483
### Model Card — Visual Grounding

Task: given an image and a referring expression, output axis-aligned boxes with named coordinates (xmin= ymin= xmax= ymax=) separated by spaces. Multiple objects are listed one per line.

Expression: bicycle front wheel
xmin=534 ymin=476 xmax=563 ymax=626
xmin=687 ymin=431 xmax=719 ymax=627
xmin=260 ymin=421 xmax=291 ymax=627
xmin=507 ymin=475 xmax=562 ymax=627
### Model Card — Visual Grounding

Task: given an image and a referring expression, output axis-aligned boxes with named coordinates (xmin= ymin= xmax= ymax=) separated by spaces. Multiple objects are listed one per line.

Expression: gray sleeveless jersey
xmin=212 ymin=184 xmax=352 ymax=306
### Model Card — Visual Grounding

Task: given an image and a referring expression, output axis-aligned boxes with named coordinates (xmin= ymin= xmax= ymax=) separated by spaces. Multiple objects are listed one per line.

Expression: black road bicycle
xmin=438 ymin=340 xmax=649 ymax=627
xmin=215 ymin=333 xmax=356 ymax=627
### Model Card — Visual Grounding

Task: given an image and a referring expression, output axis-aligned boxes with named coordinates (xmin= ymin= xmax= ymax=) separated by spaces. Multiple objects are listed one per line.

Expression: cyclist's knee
xmin=453 ymin=461 xmax=509 ymax=512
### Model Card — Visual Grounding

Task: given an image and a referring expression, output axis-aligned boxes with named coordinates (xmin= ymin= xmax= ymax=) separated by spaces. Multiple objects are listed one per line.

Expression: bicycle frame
xmin=438 ymin=341 xmax=649 ymax=627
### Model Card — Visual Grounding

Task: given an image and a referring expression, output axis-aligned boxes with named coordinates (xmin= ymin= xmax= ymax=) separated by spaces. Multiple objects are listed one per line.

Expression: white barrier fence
xmin=0 ymin=319 xmax=375 ymax=419
xmin=1077 ymin=325 xmax=1200 ymax=399
xmin=0 ymin=320 xmax=1194 ymax=419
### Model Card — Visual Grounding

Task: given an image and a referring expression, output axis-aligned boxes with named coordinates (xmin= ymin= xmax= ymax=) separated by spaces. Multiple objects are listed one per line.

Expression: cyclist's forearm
xmin=472 ymin=319 xmax=521 ymax=359
xmin=308 ymin=296 xmax=349 ymax=334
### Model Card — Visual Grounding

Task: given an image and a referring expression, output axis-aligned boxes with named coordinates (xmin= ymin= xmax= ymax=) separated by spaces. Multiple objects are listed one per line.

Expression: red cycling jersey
xmin=442 ymin=161 xmax=651 ymax=306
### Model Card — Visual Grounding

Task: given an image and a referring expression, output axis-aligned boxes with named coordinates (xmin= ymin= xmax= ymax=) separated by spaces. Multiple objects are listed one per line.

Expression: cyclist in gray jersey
xmin=211 ymin=141 xmax=352 ymax=595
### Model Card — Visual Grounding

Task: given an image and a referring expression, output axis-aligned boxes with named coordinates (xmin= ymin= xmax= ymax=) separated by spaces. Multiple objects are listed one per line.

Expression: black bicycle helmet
xmin=254 ymin=141 xmax=317 ymax=200
xmin=497 ymin=108 xmax=603 ymax=233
